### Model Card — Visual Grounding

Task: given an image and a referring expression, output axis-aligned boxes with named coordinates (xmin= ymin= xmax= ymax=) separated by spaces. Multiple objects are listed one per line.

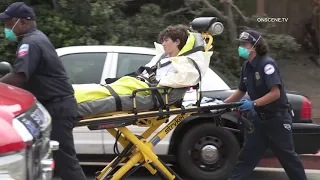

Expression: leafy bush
xmin=0 ymin=1 xmax=303 ymax=87
xmin=239 ymin=15 xmax=302 ymax=61
xmin=265 ymin=34 xmax=301 ymax=61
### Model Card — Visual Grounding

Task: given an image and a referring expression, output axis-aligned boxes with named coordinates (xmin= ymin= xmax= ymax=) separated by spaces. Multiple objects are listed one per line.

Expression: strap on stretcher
xmin=102 ymin=84 xmax=123 ymax=111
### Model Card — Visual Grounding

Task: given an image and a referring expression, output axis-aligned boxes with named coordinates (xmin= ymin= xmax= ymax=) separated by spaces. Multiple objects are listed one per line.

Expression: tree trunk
xmin=223 ymin=2 xmax=237 ymax=44
xmin=52 ymin=0 xmax=59 ymax=11
xmin=256 ymin=0 xmax=265 ymax=16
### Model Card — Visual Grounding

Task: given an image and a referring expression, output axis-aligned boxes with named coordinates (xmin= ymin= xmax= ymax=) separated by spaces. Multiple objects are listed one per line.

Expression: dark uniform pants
xmin=44 ymin=97 xmax=87 ymax=180
xmin=228 ymin=111 xmax=307 ymax=180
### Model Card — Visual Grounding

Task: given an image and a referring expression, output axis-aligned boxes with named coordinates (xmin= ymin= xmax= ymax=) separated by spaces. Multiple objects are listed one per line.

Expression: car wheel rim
xmin=190 ymin=136 xmax=228 ymax=171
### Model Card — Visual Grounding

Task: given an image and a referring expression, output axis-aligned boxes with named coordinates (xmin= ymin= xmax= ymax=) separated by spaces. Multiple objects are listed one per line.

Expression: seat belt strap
xmin=153 ymin=46 xmax=204 ymax=70
xmin=149 ymin=83 xmax=165 ymax=108
xmin=188 ymin=58 xmax=202 ymax=106
xmin=101 ymin=85 xmax=122 ymax=111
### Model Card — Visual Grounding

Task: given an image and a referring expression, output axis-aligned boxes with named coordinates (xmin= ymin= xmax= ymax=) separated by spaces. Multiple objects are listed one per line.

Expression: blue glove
xmin=239 ymin=99 xmax=254 ymax=112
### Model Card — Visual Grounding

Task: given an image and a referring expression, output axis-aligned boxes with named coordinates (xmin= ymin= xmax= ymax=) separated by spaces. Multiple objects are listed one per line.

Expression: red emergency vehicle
xmin=0 ymin=82 xmax=58 ymax=180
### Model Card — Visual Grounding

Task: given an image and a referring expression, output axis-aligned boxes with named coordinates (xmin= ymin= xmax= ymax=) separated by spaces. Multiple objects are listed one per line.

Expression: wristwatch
xmin=253 ymin=102 xmax=257 ymax=107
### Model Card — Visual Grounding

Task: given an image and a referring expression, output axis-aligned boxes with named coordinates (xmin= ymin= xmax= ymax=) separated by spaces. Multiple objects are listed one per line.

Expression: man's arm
xmin=224 ymin=89 xmax=246 ymax=103
xmin=0 ymin=43 xmax=41 ymax=87
xmin=0 ymin=73 xmax=26 ymax=87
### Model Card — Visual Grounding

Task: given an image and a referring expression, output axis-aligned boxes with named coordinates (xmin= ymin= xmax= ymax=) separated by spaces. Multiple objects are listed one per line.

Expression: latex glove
xmin=239 ymin=99 xmax=254 ymax=112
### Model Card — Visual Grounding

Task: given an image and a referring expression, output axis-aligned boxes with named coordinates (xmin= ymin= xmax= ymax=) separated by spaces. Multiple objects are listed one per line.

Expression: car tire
xmin=176 ymin=123 xmax=240 ymax=180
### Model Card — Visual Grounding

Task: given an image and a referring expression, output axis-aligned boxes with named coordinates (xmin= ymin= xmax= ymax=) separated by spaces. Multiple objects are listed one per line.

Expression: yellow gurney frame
xmin=75 ymin=17 xmax=241 ymax=180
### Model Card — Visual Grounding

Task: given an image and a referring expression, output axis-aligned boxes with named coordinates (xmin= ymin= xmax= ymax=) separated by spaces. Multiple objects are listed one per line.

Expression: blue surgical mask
xmin=4 ymin=19 xmax=20 ymax=42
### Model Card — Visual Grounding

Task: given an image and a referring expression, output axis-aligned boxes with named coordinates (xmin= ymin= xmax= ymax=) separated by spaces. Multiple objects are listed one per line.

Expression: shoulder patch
xmin=264 ymin=64 xmax=275 ymax=75
xmin=18 ymin=44 xmax=29 ymax=57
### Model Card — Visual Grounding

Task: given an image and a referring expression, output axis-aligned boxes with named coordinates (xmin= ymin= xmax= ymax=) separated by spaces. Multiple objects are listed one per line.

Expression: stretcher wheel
xmin=176 ymin=123 xmax=240 ymax=180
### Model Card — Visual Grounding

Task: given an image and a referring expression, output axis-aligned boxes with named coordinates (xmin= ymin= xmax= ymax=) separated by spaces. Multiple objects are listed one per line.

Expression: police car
xmin=56 ymin=45 xmax=320 ymax=180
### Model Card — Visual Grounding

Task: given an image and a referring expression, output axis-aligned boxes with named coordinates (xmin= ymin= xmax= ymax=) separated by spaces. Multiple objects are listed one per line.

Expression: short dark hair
xmin=254 ymin=37 xmax=268 ymax=56
xmin=158 ymin=24 xmax=189 ymax=50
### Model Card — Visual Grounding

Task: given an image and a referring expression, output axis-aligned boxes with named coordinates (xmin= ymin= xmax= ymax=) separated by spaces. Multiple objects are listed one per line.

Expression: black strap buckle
xmin=148 ymin=72 xmax=157 ymax=83
xmin=136 ymin=76 xmax=145 ymax=82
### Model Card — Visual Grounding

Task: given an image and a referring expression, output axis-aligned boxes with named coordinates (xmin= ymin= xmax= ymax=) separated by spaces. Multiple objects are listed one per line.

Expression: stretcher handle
xmin=131 ymin=86 xmax=169 ymax=97
xmin=131 ymin=86 xmax=170 ymax=114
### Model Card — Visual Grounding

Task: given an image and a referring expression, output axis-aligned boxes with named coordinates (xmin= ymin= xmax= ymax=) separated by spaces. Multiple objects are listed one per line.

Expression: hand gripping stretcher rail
xmin=75 ymin=17 xmax=244 ymax=180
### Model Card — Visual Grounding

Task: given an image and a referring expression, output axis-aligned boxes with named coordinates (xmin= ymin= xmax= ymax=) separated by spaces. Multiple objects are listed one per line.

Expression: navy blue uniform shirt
xmin=13 ymin=28 xmax=74 ymax=102
xmin=238 ymin=55 xmax=289 ymax=113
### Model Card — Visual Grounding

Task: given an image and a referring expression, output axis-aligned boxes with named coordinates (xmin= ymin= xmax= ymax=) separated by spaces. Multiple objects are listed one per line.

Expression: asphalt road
xmin=53 ymin=166 xmax=320 ymax=180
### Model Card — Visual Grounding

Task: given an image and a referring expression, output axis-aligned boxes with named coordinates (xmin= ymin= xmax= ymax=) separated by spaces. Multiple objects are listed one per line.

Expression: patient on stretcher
xmin=73 ymin=24 xmax=213 ymax=118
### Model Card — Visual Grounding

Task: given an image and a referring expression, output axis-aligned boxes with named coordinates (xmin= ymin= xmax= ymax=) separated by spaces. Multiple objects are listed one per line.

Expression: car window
xmin=116 ymin=53 xmax=153 ymax=77
xmin=60 ymin=53 xmax=107 ymax=84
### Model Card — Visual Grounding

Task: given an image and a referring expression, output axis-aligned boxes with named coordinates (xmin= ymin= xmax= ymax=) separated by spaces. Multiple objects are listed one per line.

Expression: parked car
xmin=56 ymin=45 xmax=320 ymax=180
xmin=0 ymin=82 xmax=58 ymax=180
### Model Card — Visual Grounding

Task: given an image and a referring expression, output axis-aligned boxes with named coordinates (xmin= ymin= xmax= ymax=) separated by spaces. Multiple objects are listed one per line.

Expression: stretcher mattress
xmin=76 ymin=88 xmax=188 ymax=117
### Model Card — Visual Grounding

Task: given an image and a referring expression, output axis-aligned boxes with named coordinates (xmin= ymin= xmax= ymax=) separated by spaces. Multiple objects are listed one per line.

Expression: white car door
xmin=59 ymin=52 xmax=109 ymax=154
xmin=101 ymin=52 xmax=156 ymax=154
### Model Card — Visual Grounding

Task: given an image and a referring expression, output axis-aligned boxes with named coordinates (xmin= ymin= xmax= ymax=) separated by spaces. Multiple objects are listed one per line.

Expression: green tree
xmin=0 ymin=0 xmax=302 ymax=86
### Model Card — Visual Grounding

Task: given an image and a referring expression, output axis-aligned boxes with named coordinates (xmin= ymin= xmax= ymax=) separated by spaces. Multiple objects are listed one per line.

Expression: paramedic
xmin=0 ymin=2 xmax=87 ymax=180
xmin=224 ymin=30 xmax=307 ymax=180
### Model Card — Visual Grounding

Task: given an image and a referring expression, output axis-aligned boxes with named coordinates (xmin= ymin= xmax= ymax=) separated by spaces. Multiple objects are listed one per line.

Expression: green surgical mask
xmin=238 ymin=46 xmax=250 ymax=59
xmin=237 ymin=35 xmax=262 ymax=59
xmin=4 ymin=19 xmax=20 ymax=42
xmin=5 ymin=28 xmax=18 ymax=42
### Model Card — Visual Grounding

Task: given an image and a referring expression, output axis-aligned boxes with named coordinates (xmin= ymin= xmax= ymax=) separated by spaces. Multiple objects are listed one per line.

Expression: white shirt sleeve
xmin=158 ymin=51 xmax=212 ymax=88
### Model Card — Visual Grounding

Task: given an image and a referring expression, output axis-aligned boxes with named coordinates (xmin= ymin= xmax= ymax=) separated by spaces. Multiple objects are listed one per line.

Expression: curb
xmin=258 ymin=153 xmax=320 ymax=169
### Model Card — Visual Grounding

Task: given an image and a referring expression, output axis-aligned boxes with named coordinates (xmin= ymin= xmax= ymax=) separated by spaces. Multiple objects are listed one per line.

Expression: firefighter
xmin=0 ymin=2 xmax=86 ymax=180
xmin=224 ymin=30 xmax=307 ymax=180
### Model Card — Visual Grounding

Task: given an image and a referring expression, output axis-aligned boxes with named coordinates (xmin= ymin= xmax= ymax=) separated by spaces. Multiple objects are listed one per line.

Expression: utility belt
xmin=256 ymin=111 xmax=287 ymax=120
xmin=40 ymin=94 xmax=74 ymax=106
xmin=255 ymin=102 xmax=294 ymax=120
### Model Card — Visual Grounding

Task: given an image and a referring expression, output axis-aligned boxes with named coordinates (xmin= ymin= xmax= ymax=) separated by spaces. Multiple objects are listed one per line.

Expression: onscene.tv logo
xmin=257 ymin=17 xmax=289 ymax=23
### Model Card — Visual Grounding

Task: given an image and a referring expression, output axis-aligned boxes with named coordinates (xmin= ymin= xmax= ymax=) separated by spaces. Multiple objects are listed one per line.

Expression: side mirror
xmin=0 ymin=61 xmax=13 ymax=76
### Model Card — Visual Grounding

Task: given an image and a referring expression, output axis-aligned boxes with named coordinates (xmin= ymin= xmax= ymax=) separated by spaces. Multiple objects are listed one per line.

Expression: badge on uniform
xmin=264 ymin=64 xmax=275 ymax=75
xmin=255 ymin=72 xmax=260 ymax=80
xmin=18 ymin=44 xmax=29 ymax=57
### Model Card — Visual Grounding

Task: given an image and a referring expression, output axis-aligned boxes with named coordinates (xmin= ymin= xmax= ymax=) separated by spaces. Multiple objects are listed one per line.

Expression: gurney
xmin=75 ymin=17 xmax=244 ymax=180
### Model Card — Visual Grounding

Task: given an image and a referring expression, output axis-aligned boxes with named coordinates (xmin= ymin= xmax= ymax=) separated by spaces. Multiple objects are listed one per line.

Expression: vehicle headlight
xmin=12 ymin=119 xmax=34 ymax=142
xmin=33 ymin=101 xmax=52 ymax=132
xmin=14 ymin=101 xmax=52 ymax=141
xmin=0 ymin=150 xmax=27 ymax=180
